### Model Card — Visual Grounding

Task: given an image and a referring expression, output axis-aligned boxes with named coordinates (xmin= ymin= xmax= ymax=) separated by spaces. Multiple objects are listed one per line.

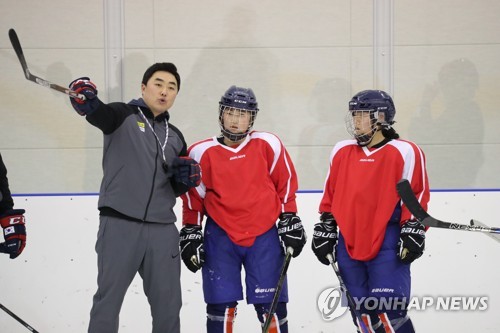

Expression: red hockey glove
xmin=68 ymin=77 xmax=99 ymax=116
xmin=0 ymin=209 xmax=26 ymax=259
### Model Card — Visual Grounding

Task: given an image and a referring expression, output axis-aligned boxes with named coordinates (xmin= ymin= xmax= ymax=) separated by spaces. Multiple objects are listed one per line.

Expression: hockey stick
xmin=326 ymin=254 xmax=370 ymax=333
xmin=262 ymin=247 xmax=293 ymax=333
xmin=8 ymin=28 xmax=85 ymax=100
xmin=470 ymin=220 xmax=500 ymax=243
xmin=396 ymin=179 xmax=500 ymax=234
xmin=0 ymin=303 xmax=40 ymax=333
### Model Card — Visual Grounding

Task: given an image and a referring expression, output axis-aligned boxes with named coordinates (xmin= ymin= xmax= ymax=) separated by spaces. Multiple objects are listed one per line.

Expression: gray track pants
xmin=88 ymin=215 xmax=181 ymax=333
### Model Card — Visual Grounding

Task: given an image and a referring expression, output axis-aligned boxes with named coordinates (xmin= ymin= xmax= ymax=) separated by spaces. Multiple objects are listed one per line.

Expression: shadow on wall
xmin=175 ymin=6 xmax=281 ymax=146
xmin=409 ymin=58 xmax=484 ymax=189
xmin=107 ymin=52 xmax=150 ymax=104
xmin=4 ymin=58 xmax=103 ymax=193
xmin=296 ymin=78 xmax=351 ymax=190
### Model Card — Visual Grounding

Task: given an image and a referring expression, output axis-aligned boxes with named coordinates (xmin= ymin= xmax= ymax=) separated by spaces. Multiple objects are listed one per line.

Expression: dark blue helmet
xmin=348 ymin=90 xmax=395 ymax=124
xmin=219 ymin=86 xmax=259 ymax=142
xmin=219 ymin=85 xmax=259 ymax=112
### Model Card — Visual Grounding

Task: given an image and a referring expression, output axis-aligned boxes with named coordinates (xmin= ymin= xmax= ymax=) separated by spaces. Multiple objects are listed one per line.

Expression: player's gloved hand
xmin=0 ymin=209 xmax=26 ymax=259
xmin=68 ymin=77 xmax=99 ymax=116
xmin=277 ymin=213 xmax=307 ymax=258
xmin=311 ymin=212 xmax=338 ymax=265
xmin=172 ymin=156 xmax=201 ymax=188
xmin=179 ymin=225 xmax=205 ymax=273
xmin=398 ymin=220 xmax=426 ymax=264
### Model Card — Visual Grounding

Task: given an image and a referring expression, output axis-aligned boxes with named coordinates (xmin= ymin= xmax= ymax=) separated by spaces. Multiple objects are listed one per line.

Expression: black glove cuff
xmin=0 ymin=209 xmax=26 ymax=219
xmin=320 ymin=212 xmax=337 ymax=226
xmin=279 ymin=212 xmax=296 ymax=220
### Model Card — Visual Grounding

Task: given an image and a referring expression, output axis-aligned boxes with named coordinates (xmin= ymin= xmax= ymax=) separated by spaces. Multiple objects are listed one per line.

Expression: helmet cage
xmin=346 ymin=90 xmax=396 ymax=146
xmin=219 ymin=105 xmax=257 ymax=142
xmin=218 ymin=86 xmax=259 ymax=142
xmin=345 ymin=109 xmax=380 ymax=146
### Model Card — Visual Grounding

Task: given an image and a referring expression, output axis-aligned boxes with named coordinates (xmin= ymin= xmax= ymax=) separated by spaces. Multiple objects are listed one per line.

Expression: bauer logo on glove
xmin=398 ymin=220 xmax=426 ymax=264
xmin=179 ymin=225 xmax=205 ymax=273
xmin=277 ymin=213 xmax=307 ymax=258
xmin=311 ymin=212 xmax=338 ymax=265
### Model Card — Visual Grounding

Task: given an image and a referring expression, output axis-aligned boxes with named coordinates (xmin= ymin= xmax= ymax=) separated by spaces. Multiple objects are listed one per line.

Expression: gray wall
xmin=1 ymin=0 xmax=499 ymax=192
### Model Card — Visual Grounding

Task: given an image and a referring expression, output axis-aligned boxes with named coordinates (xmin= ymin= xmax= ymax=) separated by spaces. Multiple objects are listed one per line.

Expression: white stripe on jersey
xmin=250 ymin=132 xmax=282 ymax=173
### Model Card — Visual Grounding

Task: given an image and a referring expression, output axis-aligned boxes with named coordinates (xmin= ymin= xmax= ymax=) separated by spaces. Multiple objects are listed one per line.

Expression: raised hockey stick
xmin=326 ymin=254 xmax=370 ymax=333
xmin=396 ymin=179 xmax=500 ymax=234
xmin=0 ymin=303 xmax=40 ymax=333
xmin=8 ymin=28 xmax=85 ymax=100
xmin=262 ymin=247 xmax=293 ymax=333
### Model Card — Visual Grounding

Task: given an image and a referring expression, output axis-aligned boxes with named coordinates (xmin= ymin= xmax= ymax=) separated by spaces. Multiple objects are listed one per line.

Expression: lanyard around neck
xmin=138 ymin=107 xmax=169 ymax=164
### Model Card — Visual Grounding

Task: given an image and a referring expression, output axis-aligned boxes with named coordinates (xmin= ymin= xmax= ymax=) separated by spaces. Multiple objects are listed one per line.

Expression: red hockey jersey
xmin=319 ymin=139 xmax=430 ymax=261
xmin=181 ymin=131 xmax=298 ymax=247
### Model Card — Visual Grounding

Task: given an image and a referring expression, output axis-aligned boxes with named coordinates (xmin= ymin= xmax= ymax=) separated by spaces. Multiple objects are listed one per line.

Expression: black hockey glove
xmin=398 ymin=220 xmax=426 ymax=264
xmin=172 ymin=156 xmax=201 ymax=188
xmin=277 ymin=213 xmax=307 ymax=258
xmin=311 ymin=212 xmax=338 ymax=265
xmin=179 ymin=225 xmax=205 ymax=273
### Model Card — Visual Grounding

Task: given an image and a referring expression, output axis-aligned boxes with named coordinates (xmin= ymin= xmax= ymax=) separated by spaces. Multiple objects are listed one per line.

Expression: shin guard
xmin=206 ymin=302 xmax=238 ymax=333
xmin=254 ymin=302 xmax=288 ymax=333
xmin=376 ymin=311 xmax=415 ymax=333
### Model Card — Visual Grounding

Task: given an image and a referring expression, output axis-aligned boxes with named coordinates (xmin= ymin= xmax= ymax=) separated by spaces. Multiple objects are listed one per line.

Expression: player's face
xmin=352 ymin=110 xmax=376 ymax=135
xmin=141 ymin=71 xmax=178 ymax=116
xmin=222 ymin=107 xmax=251 ymax=133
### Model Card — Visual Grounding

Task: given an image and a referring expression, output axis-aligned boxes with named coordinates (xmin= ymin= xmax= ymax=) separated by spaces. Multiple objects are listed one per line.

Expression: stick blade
xmin=471 ymin=220 xmax=500 ymax=239
xmin=8 ymin=28 xmax=30 ymax=79
xmin=8 ymin=28 xmax=21 ymax=50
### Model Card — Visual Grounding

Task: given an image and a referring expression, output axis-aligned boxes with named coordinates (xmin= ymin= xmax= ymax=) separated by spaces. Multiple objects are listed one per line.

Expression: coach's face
xmin=141 ymin=71 xmax=178 ymax=116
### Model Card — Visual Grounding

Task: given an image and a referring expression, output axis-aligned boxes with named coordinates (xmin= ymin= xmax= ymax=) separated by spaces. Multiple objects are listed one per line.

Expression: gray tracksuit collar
xmin=128 ymin=98 xmax=170 ymax=122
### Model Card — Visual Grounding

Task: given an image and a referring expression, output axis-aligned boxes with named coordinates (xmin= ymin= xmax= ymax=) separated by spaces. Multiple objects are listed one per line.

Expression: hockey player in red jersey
xmin=311 ymin=90 xmax=430 ymax=332
xmin=179 ymin=85 xmax=306 ymax=333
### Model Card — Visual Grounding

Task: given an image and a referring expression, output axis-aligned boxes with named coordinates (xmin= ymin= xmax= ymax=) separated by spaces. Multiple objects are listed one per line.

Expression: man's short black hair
xmin=142 ymin=62 xmax=181 ymax=91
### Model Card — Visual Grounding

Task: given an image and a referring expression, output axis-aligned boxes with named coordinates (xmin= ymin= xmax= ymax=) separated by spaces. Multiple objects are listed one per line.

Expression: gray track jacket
xmin=86 ymin=98 xmax=189 ymax=223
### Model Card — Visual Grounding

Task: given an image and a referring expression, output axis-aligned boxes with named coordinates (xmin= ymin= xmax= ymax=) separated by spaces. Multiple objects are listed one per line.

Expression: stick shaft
xmin=327 ymin=254 xmax=369 ymax=333
xmin=8 ymin=28 xmax=85 ymax=100
xmin=0 ymin=303 xmax=39 ymax=333
xmin=262 ymin=248 xmax=293 ymax=333
xmin=396 ymin=179 xmax=500 ymax=234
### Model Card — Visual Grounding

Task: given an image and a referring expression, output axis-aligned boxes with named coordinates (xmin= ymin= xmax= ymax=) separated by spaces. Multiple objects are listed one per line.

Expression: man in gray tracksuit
xmin=68 ymin=63 xmax=200 ymax=333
